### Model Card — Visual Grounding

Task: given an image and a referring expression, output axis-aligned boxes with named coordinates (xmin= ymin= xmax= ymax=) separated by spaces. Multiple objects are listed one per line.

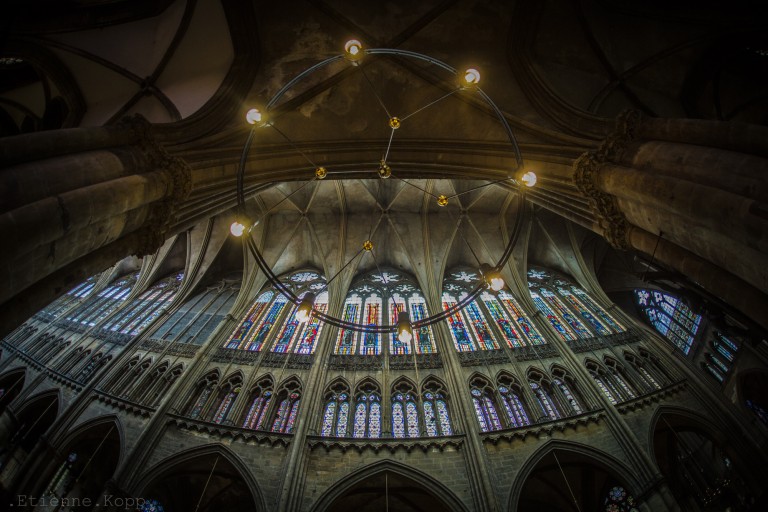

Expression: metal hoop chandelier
xmin=234 ymin=41 xmax=536 ymax=338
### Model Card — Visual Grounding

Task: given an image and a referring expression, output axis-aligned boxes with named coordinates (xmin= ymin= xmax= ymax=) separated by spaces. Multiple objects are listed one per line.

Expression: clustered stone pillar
xmin=574 ymin=111 xmax=768 ymax=331
xmin=0 ymin=115 xmax=191 ymax=337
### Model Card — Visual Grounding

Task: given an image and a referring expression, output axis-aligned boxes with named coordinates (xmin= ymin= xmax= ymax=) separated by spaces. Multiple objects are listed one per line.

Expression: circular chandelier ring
xmin=237 ymin=46 xmax=528 ymax=333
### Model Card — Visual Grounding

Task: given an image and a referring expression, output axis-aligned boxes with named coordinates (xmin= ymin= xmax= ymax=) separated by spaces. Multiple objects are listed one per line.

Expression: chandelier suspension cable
xmin=0 ymin=374 xmax=24 ymax=406
xmin=71 ymin=423 xmax=116 ymax=490
xmin=194 ymin=455 xmax=220 ymax=512
xmin=552 ymin=451 xmax=582 ymax=512
xmin=390 ymin=174 xmax=440 ymax=199
xmin=442 ymin=203 xmax=482 ymax=267
xmin=360 ymin=66 xmax=392 ymax=119
xmin=399 ymin=87 xmax=460 ymax=122
xmin=14 ymin=397 xmax=58 ymax=445
xmin=269 ymin=124 xmax=321 ymax=169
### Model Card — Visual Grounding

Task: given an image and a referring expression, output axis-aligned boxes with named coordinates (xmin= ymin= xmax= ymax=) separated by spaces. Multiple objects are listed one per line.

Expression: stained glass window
xmin=442 ymin=269 xmax=503 ymax=352
xmin=571 ymin=287 xmax=625 ymax=332
xmin=321 ymin=386 xmax=350 ymax=437
xmin=471 ymin=387 xmax=502 ymax=432
xmin=100 ymin=272 xmax=184 ymax=336
xmin=746 ymin=400 xmax=768 ymax=427
xmin=352 ymin=383 xmax=381 ymax=438
xmin=539 ymin=288 xmax=591 ymax=338
xmin=634 ymin=289 xmax=701 ymax=354
xmin=213 ymin=390 xmax=237 ymax=424
xmin=593 ymin=375 xmax=618 ymax=404
xmin=225 ymin=271 xmax=327 ymax=353
xmin=603 ymin=485 xmax=639 ymax=512
xmin=392 ymin=387 xmax=419 ymax=438
xmin=141 ymin=499 xmax=164 ymax=512
xmin=335 ymin=271 xmax=434 ymax=355
xmin=530 ymin=381 xmax=560 ymax=420
xmin=497 ymin=291 xmax=546 ymax=345
xmin=498 ymin=386 xmax=530 ymax=427
xmin=243 ymin=391 xmax=272 ymax=430
xmin=713 ymin=332 xmax=738 ymax=362
xmin=272 ymin=392 xmax=300 ymax=433
xmin=39 ymin=275 xmax=98 ymax=321
xmin=554 ymin=378 xmax=583 ymax=414
xmin=482 ymin=292 xmax=526 ymax=348
xmin=189 ymin=386 xmax=212 ymax=419
xmin=530 ymin=289 xmax=575 ymax=341
xmin=66 ymin=272 xmax=139 ymax=327
xmin=422 ymin=383 xmax=452 ymax=437
xmin=153 ymin=276 xmax=239 ymax=345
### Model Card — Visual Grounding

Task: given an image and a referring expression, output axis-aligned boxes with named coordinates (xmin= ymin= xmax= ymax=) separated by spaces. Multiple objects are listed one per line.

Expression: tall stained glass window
xmin=153 ymin=276 xmax=240 ymax=346
xmin=271 ymin=380 xmax=301 ymax=434
xmin=443 ymin=269 xmax=499 ymax=352
xmin=321 ymin=382 xmax=351 ymax=437
xmin=38 ymin=275 xmax=99 ymax=322
xmin=225 ymin=271 xmax=327 ymax=353
xmin=634 ymin=289 xmax=702 ymax=354
xmin=528 ymin=268 xmax=626 ymax=341
xmin=470 ymin=378 xmax=502 ymax=432
xmin=422 ymin=381 xmax=452 ymax=437
xmin=497 ymin=375 xmax=531 ymax=428
xmin=335 ymin=271 xmax=436 ymax=355
xmin=392 ymin=382 xmax=419 ymax=438
xmin=352 ymin=381 xmax=381 ymax=438
xmin=66 ymin=271 xmax=140 ymax=328
xmin=529 ymin=381 xmax=560 ymax=420
xmin=100 ymin=272 xmax=185 ymax=336
xmin=242 ymin=378 xmax=273 ymax=430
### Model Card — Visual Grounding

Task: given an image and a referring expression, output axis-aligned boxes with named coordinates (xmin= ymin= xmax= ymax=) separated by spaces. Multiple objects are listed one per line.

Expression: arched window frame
xmin=352 ymin=380 xmax=382 ymax=438
xmin=271 ymin=378 xmax=302 ymax=434
xmin=225 ymin=270 xmax=328 ymax=353
xmin=153 ymin=276 xmax=240 ymax=346
xmin=604 ymin=357 xmax=637 ymax=400
xmin=442 ymin=269 xmax=501 ymax=352
xmin=241 ymin=377 xmax=274 ymax=430
xmin=422 ymin=379 xmax=452 ymax=437
xmin=66 ymin=272 xmax=139 ymax=327
xmin=469 ymin=376 xmax=502 ymax=432
xmin=391 ymin=380 xmax=420 ymax=438
xmin=211 ymin=374 xmax=242 ymax=424
xmin=497 ymin=373 xmax=531 ymax=428
xmin=186 ymin=371 xmax=219 ymax=419
xmin=587 ymin=361 xmax=619 ymax=405
xmin=634 ymin=288 xmax=702 ymax=354
xmin=334 ymin=270 xmax=435 ymax=355
xmin=320 ymin=380 xmax=351 ymax=437
xmin=527 ymin=372 xmax=561 ymax=421
xmin=551 ymin=369 xmax=584 ymax=415
xmin=102 ymin=272 xmax=184 ymax=336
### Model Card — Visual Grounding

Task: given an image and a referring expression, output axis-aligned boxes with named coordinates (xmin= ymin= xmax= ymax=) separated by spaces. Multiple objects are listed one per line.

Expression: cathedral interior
xmin=1 ymin=0 xmax=767 ymax=511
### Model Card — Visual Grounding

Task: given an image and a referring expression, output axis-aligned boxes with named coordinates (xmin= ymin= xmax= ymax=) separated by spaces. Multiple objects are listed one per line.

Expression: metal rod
xmin=194 ymin=455 xmax=220 ymax=512
xmin=400 ymin=87 xmax=459 ymax=121
xmin=553 ymin=451 xmax=582 ymax=512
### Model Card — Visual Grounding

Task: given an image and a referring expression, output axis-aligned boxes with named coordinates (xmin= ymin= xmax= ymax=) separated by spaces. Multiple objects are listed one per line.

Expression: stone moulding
xmin=142 ymin=338 xmax=200 ymax=358
xmin=305 ymin=434 xmax=465 ymax=454
xmin=168 ymin=413 xmax=292 ymax=447
xmin=94 ymin=390 xmax=154 ymax=417
xmin=615 ymin=380 xmax=687 ymax=414
xmin=480 ymin=410 xmax=606 ymax=445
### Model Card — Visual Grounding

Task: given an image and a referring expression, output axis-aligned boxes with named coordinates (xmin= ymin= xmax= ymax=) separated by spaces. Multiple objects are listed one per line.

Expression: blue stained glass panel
xmin=437 ymin=399 xmax=452 ymax=435
xmin=540 ymin=288 xmax=591 ymax=338
xmin=443 ymin=295 xmax=476 ymax=351
xmin=482 ymin=293 xmax=524 ymax=348
xmin=466 ymin=301 xmax=498 ymax=350
xmin=321 ymin=401 xmax=336 ymax=436
xmin=531 ymin=290 xmax=574 ymax=341
xmin=246 ymin=296 xmax=287 ymax=351
xmin=337 ymin=400 xmax=349 ymax=436
xmin=369 ymin=400 xmax=381 ymax=438
xmin=336 ymin=300 xmax=360 ymax=354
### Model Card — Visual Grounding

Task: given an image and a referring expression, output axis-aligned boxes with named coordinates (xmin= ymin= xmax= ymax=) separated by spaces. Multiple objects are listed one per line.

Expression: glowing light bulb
xmin=295 ymin=293 xmax=316 ymax=323
xmin=480 ymin=264 xmax=504 ymax=291
xmin=230 ymin=221 xmax=246 ymax=237
xmin=246 ymin=108 xmax=262 ymax=125
xmin=521 ymin=171 xmax=537 ymax=187
xmin=437 ymin=195 xmax=449 ymax=207
xmin=397 ymin=312 xmax=413 ymax=344
xmin=464 ymin=68 xmax=480 ymax=85
xmin=345 ymin=39 xmax=362 ymax=56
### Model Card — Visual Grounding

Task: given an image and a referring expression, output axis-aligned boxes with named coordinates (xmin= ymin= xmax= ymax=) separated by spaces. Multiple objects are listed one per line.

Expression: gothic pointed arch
xmin=320 ymin=378 xmax=351 ymax=438
xmin=311 ymin=459 xmax=468 ymax=512
xmin=0 ymin=368 xmax=26 ymax=414
xmin=510 ymin=440 xmax=643 ymax=512
xmin=35 ymin=415 xmax=123 ymax=503
xmin=133 ymin=444 xmax=264 ymax=512
xmin=240 ymin=374 xmax=274 ymax=431
xmin=351 ymin=378 xmax=382 ymax=438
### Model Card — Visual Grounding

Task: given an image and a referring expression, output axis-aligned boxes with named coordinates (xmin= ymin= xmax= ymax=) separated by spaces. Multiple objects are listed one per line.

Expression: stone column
xmin=0 ymin=115 xmax=192 ymax=338
xmin=573 ymin=111 xmax=768 ymax=331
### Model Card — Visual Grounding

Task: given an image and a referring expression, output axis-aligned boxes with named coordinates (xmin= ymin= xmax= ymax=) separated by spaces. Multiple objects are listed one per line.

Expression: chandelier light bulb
xmin=315 ymin=166 xmax=327 ymax=179
xmin=521 ymin=171 xmax=537 ymax=187
xmin=437 ymin=195 xmax=449 ymax=207
xmin=345 ymin=39 xmax=363 ymax=56
xmin=480 ymin=264 xmax=505 ymax=291
xmin=397 ymin=311 xmax=413 ymax=344
xmin=295 ymin=293 xmax=316 ymax=323
xmin=245 ymin=108 xmax=262 ymax=125
xmin=464 ymin=68 xmax=481 ymax=85
xmin=388 ymin=117 xmax=401 ymax=129
xmin=378 ymin=160 xmax=392 ymax=179
xmin=230 ymin=221 xmax=246 ymax=237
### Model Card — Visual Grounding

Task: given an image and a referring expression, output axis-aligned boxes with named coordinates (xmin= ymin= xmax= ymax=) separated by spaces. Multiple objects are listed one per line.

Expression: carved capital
xmin=120 ymin=115 xmax=192 ymax=256
xmin=573 ymin=110 xmax=644 ymax=250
